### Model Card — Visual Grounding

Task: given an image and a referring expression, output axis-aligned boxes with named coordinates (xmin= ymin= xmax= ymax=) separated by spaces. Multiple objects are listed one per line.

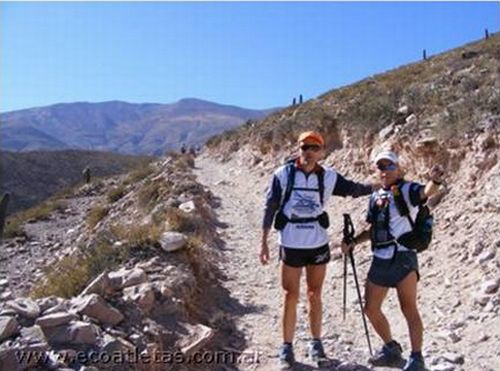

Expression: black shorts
xmin=367 ymin=251 xmax=420 ymax=288
xmin=279 ymin=244 xmax=330 ymax=268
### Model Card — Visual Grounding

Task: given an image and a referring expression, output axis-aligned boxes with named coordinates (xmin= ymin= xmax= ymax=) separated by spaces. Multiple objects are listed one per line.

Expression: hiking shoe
xmin=308 ymin=339 xmax=327 ymax=364
xmin=368 ymin=340 xmax=405 ymax=367
xmin=278 ymin=343 xmax=295 ymax=369
xmin=403 ymin=355 xmax=426 ymax=371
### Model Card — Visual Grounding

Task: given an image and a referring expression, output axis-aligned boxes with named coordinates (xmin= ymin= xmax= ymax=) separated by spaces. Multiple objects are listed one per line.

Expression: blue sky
xmin=1 ymin=2 xmax=498 ymax=112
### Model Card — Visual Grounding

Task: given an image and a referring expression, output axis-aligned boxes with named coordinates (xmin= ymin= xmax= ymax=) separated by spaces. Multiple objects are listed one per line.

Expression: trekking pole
xmin=342 ymin=254 xmax=347 ymax=321
xmin=342 ymin=214 xmax=373 ymax=356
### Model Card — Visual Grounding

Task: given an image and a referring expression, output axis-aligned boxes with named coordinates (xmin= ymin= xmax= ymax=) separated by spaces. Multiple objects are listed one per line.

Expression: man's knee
xmin=284 ymin=288 xmax=300 ymax=304
xmin=306 ymin=286 xmax=322 ymax=304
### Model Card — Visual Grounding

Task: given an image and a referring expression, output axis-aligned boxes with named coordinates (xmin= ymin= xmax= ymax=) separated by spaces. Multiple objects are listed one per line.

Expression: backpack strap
xmin=279 ymin=162 xmax=296 ymax=211
xmin=393 ymin=182 xmax=416 ymax=230
xmin=317 ymin=167 xmax=325 ymax=206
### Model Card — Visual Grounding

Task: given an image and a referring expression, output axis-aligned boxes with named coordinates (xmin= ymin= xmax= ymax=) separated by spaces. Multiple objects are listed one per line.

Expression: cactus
xmin=0 ymin=192 xmax=11 ymax=241
xmin=82 ymin=167 xmax=91 ymax=184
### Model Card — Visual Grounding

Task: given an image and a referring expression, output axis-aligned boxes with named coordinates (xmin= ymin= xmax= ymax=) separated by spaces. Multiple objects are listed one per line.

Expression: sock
xmin=283 ymin=342 xmax=292 ymax=347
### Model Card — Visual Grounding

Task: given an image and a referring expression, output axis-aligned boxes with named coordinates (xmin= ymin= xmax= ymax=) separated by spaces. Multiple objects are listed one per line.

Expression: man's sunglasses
xmin=377 ymin=163 xmax=397 ymax=171
xmin=300 ymin=144 xmax=322 ymax=152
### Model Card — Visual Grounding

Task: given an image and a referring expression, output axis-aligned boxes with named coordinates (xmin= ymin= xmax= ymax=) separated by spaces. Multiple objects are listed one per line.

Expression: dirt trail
xmin=195 ymin=155 xmax=385 ymax=370
xmin=195 ymin=153 xmax=500 ymax=371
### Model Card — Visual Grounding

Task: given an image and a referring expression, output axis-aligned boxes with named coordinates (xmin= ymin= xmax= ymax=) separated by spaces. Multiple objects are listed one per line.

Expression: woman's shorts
xmin=279 ymin=244 xmax=330 ymax=268
xmin=367 ymin=251 xmax=419 ymax=288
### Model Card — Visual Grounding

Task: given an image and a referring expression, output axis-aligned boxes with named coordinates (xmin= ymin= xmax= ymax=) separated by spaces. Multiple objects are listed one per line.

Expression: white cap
xmin=374 ymin=150 xmax=399 ymax=164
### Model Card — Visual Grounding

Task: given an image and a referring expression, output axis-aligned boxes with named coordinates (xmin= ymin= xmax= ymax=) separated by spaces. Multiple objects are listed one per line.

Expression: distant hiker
xmin=0 ymin=192 xmax=11 ymax=241
xmin=82 ymin=167 xmax=91 ymax=184
xmin=195 ymin=145 xmax=201 ymax=153
xmin=189 ymin=145 xmax=196 ymax=156
xmin=299 ymin=94 xmax=303 ymax=104
xmin=423 ymin=49 xmax=427 ymax=61
xmin=341 ymin=150 xmax=444 ymax=371
xmin=292 ymin=97 xmax=297 ymax=106
xmin=260 ymin=131 xmax=375 ymax=368
xmin=180 ymin=143 xmax=187 ymax=154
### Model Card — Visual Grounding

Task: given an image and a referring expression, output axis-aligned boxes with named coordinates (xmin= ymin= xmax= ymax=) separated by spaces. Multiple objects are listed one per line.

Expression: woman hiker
xmin=342 ymin=150 xmax=444 ymax=371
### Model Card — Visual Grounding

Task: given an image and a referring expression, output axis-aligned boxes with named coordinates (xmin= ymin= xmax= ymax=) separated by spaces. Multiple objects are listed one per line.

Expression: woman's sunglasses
xmin=300 ymin=144 xmax=322 ymax=152
xmin=377 ymin=163 xmax=397 ymax=171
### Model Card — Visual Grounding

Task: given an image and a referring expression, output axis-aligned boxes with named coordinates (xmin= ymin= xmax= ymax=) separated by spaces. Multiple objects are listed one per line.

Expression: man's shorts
xmin=279 ymin=244 xmax=330 ymax=267
xmin=367 ymin=251 xmax=419 ymax=288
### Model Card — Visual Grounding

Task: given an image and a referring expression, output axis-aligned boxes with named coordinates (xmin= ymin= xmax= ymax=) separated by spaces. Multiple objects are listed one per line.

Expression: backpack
xmin=273 ymin=160 xmax=328 ymax=230
xmin=392 ymin=183 xmax=433 ymax=253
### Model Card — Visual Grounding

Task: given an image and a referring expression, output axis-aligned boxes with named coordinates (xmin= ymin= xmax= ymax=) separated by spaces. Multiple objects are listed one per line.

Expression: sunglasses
xmin=377 ymin=163 xmax=397 ymax=171
xmin=300 ymin=144 xmax=322 ymax=152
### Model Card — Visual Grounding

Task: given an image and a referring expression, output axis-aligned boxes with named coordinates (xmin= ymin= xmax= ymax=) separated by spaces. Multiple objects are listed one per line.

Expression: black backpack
xmin=393 ymin=183 xmax=433 ymax=253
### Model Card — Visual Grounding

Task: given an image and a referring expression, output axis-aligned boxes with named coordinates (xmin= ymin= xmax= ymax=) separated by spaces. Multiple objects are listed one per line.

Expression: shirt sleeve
xmin=409 ymin=182 xmax=427 ymax=206
xmin=262 ymin=175 xmax=282 ymax=229
xmin=333 ymin=173 xmax=373 ymax=198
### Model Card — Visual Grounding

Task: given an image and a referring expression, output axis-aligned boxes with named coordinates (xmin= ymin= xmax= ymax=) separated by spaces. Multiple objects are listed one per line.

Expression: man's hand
xmin=260 ymin=241 xmax=270 ymax=265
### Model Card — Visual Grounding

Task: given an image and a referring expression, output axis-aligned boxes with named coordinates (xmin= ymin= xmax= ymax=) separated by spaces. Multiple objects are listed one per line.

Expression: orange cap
xmin=298 ymin=131 xmax=324 ymax=146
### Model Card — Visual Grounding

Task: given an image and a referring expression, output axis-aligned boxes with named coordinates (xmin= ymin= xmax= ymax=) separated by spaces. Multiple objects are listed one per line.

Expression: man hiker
xmin=342 ymin=150 xmax=444 ymax=371
xmin=260 ymin=131 xmax=375 ymax=368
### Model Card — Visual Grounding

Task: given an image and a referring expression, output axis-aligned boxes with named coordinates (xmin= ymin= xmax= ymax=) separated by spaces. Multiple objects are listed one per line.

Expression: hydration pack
xmin=392 ymin=183 xmax=433 ymax=253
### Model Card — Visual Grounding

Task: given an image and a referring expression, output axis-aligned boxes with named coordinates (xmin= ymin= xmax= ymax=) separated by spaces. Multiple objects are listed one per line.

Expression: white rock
xmin=397 ymin=105 xmax=409 ymax=115
xmin=0 ymin=279 xmax=8 ymax=287
xmin=477 ymin=249 xmax=495 ymax=265
xmin=406 ymin=113 xmax=417 ymax=125
xmin=179 ymin=200 xmax=196 ymax=213
xmin=160 ymin=232 xmax=187 ymax=252
xmin=431 ymin=363 xmax=456 ymax=371
xmin=481 ymin=279 xmax=499 ymax=294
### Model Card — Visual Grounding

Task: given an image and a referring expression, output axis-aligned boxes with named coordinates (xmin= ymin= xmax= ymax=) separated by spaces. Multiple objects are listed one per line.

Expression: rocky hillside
xmin=0 ymin=99 xmax=275 ymax=155
xmin=200 ymin=34 xmax=500 ymax=370
xmin=0 ymin=152 xmax=248 ymax=370
xmin=0 ymin=150 xmax=154 ymax=215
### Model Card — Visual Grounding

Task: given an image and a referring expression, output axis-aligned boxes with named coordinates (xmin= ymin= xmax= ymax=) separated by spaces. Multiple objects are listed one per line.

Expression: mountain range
xmin=0 ymin=98 xmax=275 ymax=155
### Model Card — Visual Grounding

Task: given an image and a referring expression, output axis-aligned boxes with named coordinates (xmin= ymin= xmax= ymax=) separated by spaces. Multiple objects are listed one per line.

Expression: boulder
xmin=42 ymin=321 xmax=99 ymax=345
xmin=73 ymin=294 xmax=124 ymax=326
xmin=160 ymin=232 xmax=187 ymax=252
xmin=0 ymin=316 xmax=19 ymax=342
xmin=6 ymin=298 xmax=40 ymax=319
xmin=35 ymin=312 xmax=79 ymax=328
xmin=109 ymin=268 xmax=148 ymax=290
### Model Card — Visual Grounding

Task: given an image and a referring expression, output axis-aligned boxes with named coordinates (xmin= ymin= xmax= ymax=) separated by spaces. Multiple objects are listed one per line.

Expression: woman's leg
xmin=364 ymin=280 xmax=392 ymax=343
xmin=281 ymin=263 xmax=303 ymax=343
xmin=396 ymin=271 xmax=423 ymax=352
xmin=305 ymin=263 xmax=327 ymax=339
